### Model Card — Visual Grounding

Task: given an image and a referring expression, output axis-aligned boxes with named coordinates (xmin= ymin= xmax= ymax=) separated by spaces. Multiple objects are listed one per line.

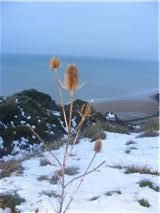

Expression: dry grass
xmin=0 ymin=159 xmax=24 ymax=179
xmin=126 ymin=140 xmax=136 ymax=146
xmin=0 ymin=193 xmax=25 ymax=213
xmin=125 ymin=149 xmax=131 ymax=154
xmin=37 ymin=175 xmax=50 ymax=182
xmin=40 ymin=191 xmax=60 ymax=199
xmin=110 ymin=164 xmax=160 ymax=176
xmin=141 ymin=117 xmax=159 ymax=132
xmin=46 ymin=139 xmax=65 ymax=150
xmin=124 ymin=165 xmax=159 ymax=175
xmin=137 ymin=130 xmax=159 ymax=138
xmin=105 ymin=190 xmax=122 ymax=196
xmin=40 ymin=158 xmax=52 ymax=166
xmin=88 ymin=195 xmax=100 ymax=201
xmin=58 ymin=166 xmax=79 ymax=176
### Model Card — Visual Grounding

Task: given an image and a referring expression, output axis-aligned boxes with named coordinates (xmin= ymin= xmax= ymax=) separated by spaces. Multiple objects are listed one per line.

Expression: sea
xmin=1 ymin=54 xmax=159 ymax=104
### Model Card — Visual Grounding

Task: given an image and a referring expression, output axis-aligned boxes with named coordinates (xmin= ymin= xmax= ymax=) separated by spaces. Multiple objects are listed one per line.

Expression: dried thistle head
xmin=50 ymin=57 xmax=61 ymax=70
xmin=81 ymin=103 xmax=91 ymax=118
xmin=94 ymin=139 xmax=102 ymax=153
xmin=65 ymin=64 xmax=79 ymax=92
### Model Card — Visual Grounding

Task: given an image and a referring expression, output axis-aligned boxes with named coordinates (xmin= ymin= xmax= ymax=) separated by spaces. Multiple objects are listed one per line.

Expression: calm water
xmin=1 ymin=54 xmax=159 ymax=103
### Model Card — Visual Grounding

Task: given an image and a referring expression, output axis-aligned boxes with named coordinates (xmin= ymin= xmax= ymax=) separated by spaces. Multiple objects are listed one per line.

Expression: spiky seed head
xmin=81 ymin=103 xmax=91 ymax=118
xmin=94 ymin=139 xmax=102 ymax=153
xmin=50 ymin=57 xmax=61 ymax=70
xmin=65 ymin=64 xmax=79 ymax=91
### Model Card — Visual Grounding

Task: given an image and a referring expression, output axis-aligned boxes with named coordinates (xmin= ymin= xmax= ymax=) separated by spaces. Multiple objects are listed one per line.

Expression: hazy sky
xmin=1 ymin=1 xmax=158 ymax=60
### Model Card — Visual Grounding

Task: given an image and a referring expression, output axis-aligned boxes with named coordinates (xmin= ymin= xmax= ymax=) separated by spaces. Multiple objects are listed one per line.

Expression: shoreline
xmin=90 ymin=94 xmax=159 ymax=120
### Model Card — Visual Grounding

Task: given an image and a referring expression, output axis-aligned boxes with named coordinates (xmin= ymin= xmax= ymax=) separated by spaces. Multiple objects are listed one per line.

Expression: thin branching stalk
xmin=63 ymin=160 xmax=105 ymax=213
xmin=63 ymin=140 xmax=103 ymax=212
xmin=69 ymin=128 xmax=81 ymax=155
xmin=27 ymin=124 xmax=61 ymax=166
xmin=59 ymin=89 xmax=75 ymax=213
xmin=54 ymin=71 xmax=68 ymax=132
xmin=68 ymin=90 xmax=74 ymax=137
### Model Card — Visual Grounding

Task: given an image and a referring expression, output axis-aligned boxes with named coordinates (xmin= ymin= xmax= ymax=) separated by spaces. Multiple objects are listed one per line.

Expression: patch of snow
xmin=59 ymin=118 xmax=68 ymax=133
xmin=20 ymin=120 xmax=26 ymax=125
xmin=50 ymin=131 xmax=54 ymax=135
xmin=0 ymin=137 xmax=4 ymax=149
xmin=18 ymin=105 xmax=25 ymax=116
xmin=0 ymin=121 xmax=7 ymax=129
xmin=10 ymin=121 xmax=16 ymax=128
xmin=0 ymin=207 xmax=11 ymax=213
xmin=105 ymin=112 xmax=116 ymax=121
xmin=72 ymin=117 xmax=77 ymax=128
xmin=0 ymin=132 xmax=159 ymax=212
xmin=53 ymin=111 xmax=61 ymax=116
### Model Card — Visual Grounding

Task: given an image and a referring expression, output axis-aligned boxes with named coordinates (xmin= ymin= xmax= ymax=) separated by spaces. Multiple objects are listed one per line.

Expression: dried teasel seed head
xmin=94 ymin=139 xmax=102 ymax=153
xmin=65 ymin=64 xmax=79 ymax=91
xmin=81 ymin=103 xmax=91 ymax=118
xmin=50 ymin=57 xmax=61 ymax=70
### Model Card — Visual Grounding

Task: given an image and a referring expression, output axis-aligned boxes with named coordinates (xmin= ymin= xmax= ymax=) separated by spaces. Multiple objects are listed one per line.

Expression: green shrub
xmin=0 ymin=101 xmax=21 ymax=123
xmin=139 ymin=179 xmax=160 ymax=192
xmin=138 ymin=199 xmax=150 ymax=208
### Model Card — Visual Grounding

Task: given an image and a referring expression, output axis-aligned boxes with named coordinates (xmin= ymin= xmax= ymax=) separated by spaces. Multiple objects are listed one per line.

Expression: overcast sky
xmin=1 ymin=1 xmax=158 ymax=60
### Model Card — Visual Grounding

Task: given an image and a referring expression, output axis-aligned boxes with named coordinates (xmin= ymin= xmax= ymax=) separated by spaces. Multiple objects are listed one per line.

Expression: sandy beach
xmin=91 ymin=95 xmax=159 ymax=120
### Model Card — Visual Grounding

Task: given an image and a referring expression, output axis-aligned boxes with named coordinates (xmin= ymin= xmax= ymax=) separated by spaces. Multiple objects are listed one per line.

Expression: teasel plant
xmin=50 ymin=57 xmax=68 ymax=132
xmin=28 ymin=57 xmax=105 ymax=213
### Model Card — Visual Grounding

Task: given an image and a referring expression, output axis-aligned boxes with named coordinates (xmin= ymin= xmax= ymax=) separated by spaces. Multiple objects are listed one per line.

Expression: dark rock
xmin=153 ymin=93 xmax=159 ymax=104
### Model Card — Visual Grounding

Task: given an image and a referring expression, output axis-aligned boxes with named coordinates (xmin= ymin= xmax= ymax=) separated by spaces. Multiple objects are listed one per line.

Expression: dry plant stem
xmin=69 ymin=127 xmax=81 ymax=155
xmin=64 ymin=153 xmax=99 ymax=210
xmin=68 ymin=90 xmax=74 ymax=138
xmin=73 ymin=152 xmax=97 ymax=194
xmin=54 ymin=71 xmax=68 ymax=131
xmin=59 ymin=90 xmax=75 ymax=213
xmin=75 ymin=116 xmax=85 ymax=132
xmin=63 ymin=160 xmax=105 ymax=213
xmin=27 ymin=124 xmax=61 ymax=166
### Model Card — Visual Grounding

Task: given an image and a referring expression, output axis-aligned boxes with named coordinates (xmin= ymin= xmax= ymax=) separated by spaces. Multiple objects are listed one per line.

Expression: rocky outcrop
xmin=2 ymin=89 xmax=152 ymax=158
xmin=0 ymin=89 xmax=65 ymax=157
xmin=0 ymin=89 xmax=102 ymax=157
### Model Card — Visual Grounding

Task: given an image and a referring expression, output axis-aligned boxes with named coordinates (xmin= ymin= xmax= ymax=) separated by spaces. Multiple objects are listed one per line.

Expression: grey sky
xmin=1 ymin=1 xmax=158 ymax=60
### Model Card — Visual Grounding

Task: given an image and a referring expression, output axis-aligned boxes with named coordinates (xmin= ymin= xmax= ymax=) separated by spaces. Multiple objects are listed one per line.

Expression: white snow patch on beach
xmin=0 ymin=132 xmax=159 ymax=212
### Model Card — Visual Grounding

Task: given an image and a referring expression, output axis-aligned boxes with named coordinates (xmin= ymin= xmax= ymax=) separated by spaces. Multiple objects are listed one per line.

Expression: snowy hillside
xmin=0 ymin=131 xmax=159 ymax=213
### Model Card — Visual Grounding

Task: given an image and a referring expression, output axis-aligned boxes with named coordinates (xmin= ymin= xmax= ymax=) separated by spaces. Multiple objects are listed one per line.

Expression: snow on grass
xmin=0 ymin=137 xmax=4 ymax=149
xmin=0 ymin=132 xmax=159 ymax=212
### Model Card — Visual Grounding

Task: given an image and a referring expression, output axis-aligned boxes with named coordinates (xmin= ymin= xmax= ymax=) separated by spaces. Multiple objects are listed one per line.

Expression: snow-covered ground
xmin=0 ymin=131 xmax=159 ymax=213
